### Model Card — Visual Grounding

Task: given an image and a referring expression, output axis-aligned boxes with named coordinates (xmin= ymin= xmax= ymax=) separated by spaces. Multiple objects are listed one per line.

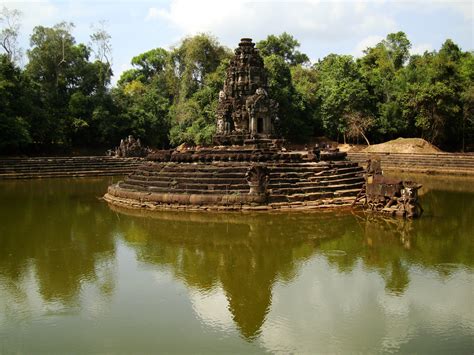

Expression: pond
xmin=0 ymin=175 xmax=473 ymax=353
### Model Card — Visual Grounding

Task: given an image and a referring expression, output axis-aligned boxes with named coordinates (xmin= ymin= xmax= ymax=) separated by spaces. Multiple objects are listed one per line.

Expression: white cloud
xmin=411 ymin=43 xmax=433 ymax=55
xmin=391 ymin=0 xmax=474 ymax=20
xmin=189 ymin=286 xmax=234 ymax=332
xmin=0 ymin=0 xmax=59 ymax=64
xmin=355 ymin=14 xmax=396 ymax=34
xmin=145 ymin=7 xmax=162 ymax=22
xmin=352 ymin=35 xmax=384 ymax=57
xmin=147 ymin=0 xmax=399 ymax=46
xmin=111 ymin=62 xmax=133 ymax=86
xmin=259 ymin=258 xmax=474 ymax=353
xmin=1 ymin=0 xmax=59 ymax=29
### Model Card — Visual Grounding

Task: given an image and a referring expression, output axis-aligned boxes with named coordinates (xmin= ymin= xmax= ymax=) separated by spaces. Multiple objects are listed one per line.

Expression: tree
xmin=313 ymin=54 xmax=371 ymax=141
xmin=0 ymin=6 xmax=22 ymax=64
xmin=256 ymin=34 xmax=315 ymax=142
xmin=118 ymin=48 xmax=169 ymax=86
xmin=169 ymin=34 xmax=230 ymax=100
xmin=131 ymin=48 xmax=168 ymax=82
xmin=290 ymin=64 xmax=322 ymax=135
xmin=358 ymin=32 xmax=412 ymax=141
xmin=113 ymin=47 xmax=173 ymax=147
xmin=382 ymin=31 xmax=411 ymax=70
xmin=112 ymin=73 xmax=171 ymax=147
xmin=168 ymin=59 xmax=228 ymax=146
xmin=167 ymin=34 xmax=231 ymax=146
xmin=26 ymin=22 xmax=114 ymax=147
xmin=263 ymin=54 xmax=311 ymax=141
xmin=460 ymin=51 xmax=474 ymax=151
xmin=403 ymin=40 xmax=464 ymax=149
xmin=27 ymin=22 xmax=82 ymax=145
xmin=0 ymin=54 xmax=31 ymax=152
xmin=256 ymin=32 xmax=309 ymax=66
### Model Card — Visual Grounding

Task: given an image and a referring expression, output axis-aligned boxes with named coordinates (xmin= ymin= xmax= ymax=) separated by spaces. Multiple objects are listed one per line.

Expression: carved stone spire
xmin=215 ymin=38 xmax=278 ymax=144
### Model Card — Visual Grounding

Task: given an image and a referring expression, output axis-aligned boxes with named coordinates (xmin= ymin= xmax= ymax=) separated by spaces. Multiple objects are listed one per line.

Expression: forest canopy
xmin=1 ymin=10 xmax=473 ymax=154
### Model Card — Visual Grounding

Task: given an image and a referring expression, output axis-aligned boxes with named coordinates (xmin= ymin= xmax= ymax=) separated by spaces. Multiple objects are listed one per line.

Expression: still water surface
xmin=0 ymin=176 xmax=473 ymax=353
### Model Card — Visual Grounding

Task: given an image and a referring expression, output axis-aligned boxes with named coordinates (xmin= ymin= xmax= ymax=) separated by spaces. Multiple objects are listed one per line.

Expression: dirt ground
xmin=285 ymin=137 xmax=442 ymax=154
xmin=362 ymin=138 xmax=441 ymax=154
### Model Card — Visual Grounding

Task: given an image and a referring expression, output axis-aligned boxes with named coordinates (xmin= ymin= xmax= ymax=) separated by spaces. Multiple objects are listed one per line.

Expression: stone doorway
xmin=257 ymin=117 xmax=264 ymax=134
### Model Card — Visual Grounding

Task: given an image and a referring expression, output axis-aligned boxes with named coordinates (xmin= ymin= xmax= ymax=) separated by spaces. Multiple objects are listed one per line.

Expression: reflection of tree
xmin=318 ymin=189 xmax=474 ymax=294
xmin=412 ymin=190 xmax=474 ymax=271
xmin=111 ymin=206 xmax=353 ymax=339
xmin=0 ymin=179 xmax=117 ymax=311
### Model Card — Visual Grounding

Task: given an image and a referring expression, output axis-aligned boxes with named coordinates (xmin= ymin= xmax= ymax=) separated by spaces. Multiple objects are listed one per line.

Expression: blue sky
xmin=2 ymin=0 xmax=473 ymax=84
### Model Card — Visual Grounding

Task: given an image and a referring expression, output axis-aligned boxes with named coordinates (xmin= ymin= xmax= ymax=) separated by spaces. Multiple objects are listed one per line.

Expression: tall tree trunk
xmin=360 ymin=131 xmax=370 ymax=146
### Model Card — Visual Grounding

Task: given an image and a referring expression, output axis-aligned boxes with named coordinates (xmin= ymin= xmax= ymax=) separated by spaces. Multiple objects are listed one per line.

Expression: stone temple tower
xmin=214 ymin=38 xmax=279 ymax=145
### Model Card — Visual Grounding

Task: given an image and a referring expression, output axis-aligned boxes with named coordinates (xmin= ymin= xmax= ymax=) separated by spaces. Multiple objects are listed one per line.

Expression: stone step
xmin=348 ymin=157 xmax=474 ymax=166
xmin=272 ymin=181 xmax=364 ymax=195
xmin=270 ymin=172 xmax=315 ymax=179
xmin=347 ymin=152 xmax=474 ymax=176
xmin=0 ymin=156 xmax=143 ymax=179
xmin=0 ymin=163 xmax=142 ymax=172
xmin=147 ymin=166 xmax=249 ymax=174
xmin=129 ymin=174 xmax=246 ymax=183
xmin=0 ymin=156 xmax=126 ymax=161
xmin=125 ymin=178 xmax=248 ymax=190
xmin=310 ymin=167 xmax=365 ymax=177
xmin=348 ymin=152 xmax=474 ymax=158
xmin=309 ymin=170 xmax=364 ymax=181
xmin=151 ymin=166 xmax=324 ymax=174
xmin=134 ymin=170 xmax=247 ymax=179
xmin=347 ymin=154 xmax=474 ymax=165
xmin=349 ymin=160 xmax=474 ymax=169
xmin=132 ymin=172 xmax=360 ymax=185
xmin=139 ymin=165 xmax=334 ymax=176
xmin=118 ymin=182 xmax=249 ymax=195
xmin=0 ymin=169 xmax=133 ymax=179
xmin=0 ymin=159 xmax=141 ymax=166
xmin=298 ymin=175 xmax=364 ymax=186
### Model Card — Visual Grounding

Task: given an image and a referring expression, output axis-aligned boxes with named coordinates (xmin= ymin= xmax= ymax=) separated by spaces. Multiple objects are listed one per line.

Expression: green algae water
xmin=0 ymin=176 xmax=473 ymax=353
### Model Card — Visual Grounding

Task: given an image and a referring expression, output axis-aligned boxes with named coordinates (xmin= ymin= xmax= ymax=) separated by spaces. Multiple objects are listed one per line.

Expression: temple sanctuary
xmin=213 ymin=38 xmax=279 ymax=145
xmin=104 ymin=38 xmax=365 ymax=211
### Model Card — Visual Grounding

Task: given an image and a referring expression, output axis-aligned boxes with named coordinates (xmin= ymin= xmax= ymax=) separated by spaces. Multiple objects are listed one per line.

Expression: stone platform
xmin=104 ymin=148 xmax=365 ymax=212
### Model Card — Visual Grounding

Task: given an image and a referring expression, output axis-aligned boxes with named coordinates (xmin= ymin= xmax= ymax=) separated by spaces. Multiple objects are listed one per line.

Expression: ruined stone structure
xmin=352 ymin=158 xmax=423 ymax=218
xmin=108 ymin=135 xmax=149 ymax=158
xmin=104 ymin=38 xmax=367 ymax=211
xmin=214 ymin=38 xmax=279 ymax=146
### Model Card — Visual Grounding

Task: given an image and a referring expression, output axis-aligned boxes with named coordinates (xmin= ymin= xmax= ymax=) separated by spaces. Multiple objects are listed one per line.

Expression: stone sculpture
xmin=245 ymin=165 xmax=270 ymax=195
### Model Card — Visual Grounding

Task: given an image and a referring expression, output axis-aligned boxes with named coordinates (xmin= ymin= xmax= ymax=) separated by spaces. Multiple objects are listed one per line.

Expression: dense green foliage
xmin=0 ymin=20 xmax=473 ymax=154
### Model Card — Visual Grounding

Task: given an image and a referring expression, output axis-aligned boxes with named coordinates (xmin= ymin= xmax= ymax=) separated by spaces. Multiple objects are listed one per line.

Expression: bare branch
xmin=90 ymin=20 xmax=112 ymax=65
xmin=0 ymin=6 xmax=23 ymax=63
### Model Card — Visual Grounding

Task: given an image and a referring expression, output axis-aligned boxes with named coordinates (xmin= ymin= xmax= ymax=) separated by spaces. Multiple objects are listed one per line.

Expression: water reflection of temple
xmin=111 ymin=206 xmax=354 ymax=338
